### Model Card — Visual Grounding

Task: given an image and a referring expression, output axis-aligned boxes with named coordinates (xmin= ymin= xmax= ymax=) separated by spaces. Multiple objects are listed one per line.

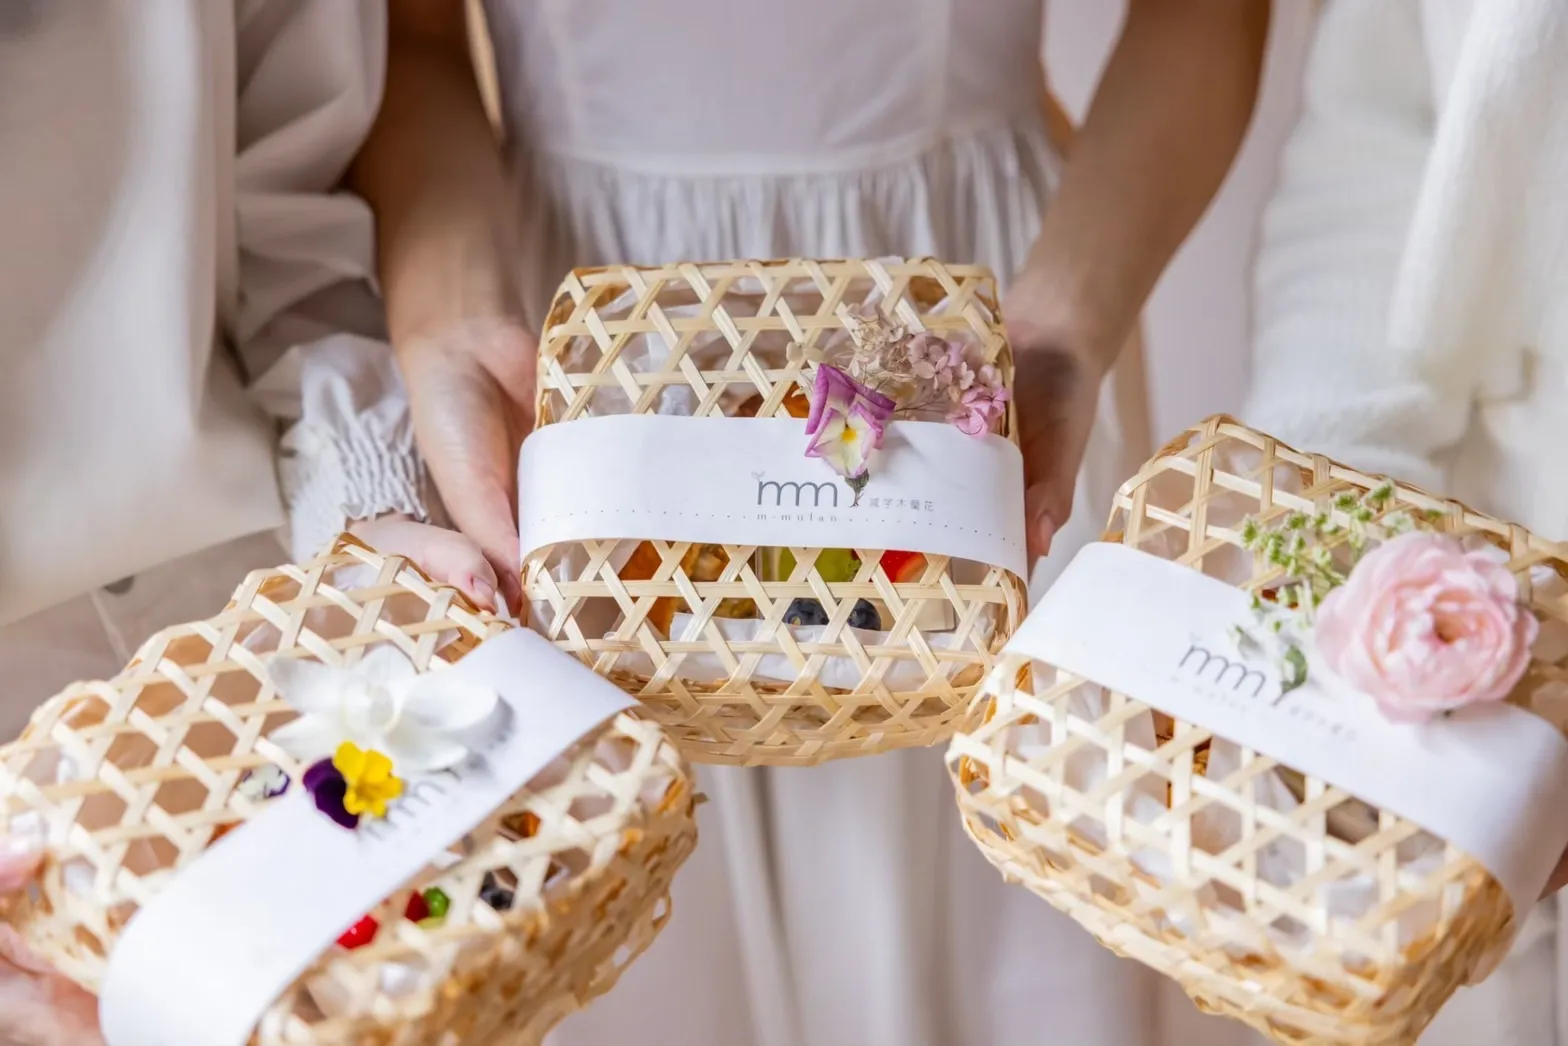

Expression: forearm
xmin=349 ymin=6 xmax=521 ymax=345
xmin=1010 ymin=0 xmax=1268 ymax=371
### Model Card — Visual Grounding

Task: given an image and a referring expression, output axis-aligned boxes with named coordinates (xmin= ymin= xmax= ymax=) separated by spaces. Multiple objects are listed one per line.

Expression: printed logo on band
xmin=516 ymin=415 xmax=1028 ymax=579
xmin=97 ymin=630 xmax=635 ymax=1046
xmin=1012 ymin=542 xmax=1568 ymax=919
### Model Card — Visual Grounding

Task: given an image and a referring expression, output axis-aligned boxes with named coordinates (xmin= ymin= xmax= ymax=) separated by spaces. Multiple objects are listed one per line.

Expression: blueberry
xmin=784 ymin=598 xmax=829 ymax=626
xmin=480 ymin=871 xmax=516 ymax=912
xmin=846 ymin=599 xmax=882 ymax=631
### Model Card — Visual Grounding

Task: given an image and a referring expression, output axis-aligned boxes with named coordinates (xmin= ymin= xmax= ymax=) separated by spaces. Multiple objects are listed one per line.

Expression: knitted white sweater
xmin=1246 ymin=0 xmax=1568 ymax=540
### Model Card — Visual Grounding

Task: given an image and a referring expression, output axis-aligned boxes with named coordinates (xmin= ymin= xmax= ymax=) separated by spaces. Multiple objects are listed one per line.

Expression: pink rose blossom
xmin=804 ymin=364 xmax=895 ymax=477
xmin=1314 ymin=532 xmax=1538 ymax=722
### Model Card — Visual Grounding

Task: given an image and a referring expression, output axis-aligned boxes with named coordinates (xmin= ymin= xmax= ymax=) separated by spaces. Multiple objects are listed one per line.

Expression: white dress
xmin=479 ymin=3 xmax=1246 ymax=1043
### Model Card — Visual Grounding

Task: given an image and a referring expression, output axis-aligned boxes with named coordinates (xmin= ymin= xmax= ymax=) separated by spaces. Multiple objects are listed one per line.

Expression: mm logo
xmin=1178 ymin=644 xmax=1269 ymax=699
xmin=756 ymin=477 xmax=840 ymax=508
xmin=359 ymin=772 xmax=457 ymax=843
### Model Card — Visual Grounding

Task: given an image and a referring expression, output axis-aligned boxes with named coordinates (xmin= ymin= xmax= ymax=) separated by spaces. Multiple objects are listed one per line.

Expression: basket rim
xmin=1136 ymin=414 xmax=1568 ymax=563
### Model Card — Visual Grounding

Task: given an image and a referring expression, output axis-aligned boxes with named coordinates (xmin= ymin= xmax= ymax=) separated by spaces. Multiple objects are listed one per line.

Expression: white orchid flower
xmin=267 ymin=645 xmax=501 ymax=774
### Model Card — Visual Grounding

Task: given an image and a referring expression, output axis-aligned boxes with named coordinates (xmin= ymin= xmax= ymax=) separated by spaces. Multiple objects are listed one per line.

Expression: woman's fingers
xmin=0 ymin=926 xmax=55 ymax=980
xmin=0 ymin=838 xmax=105 ymax=1046
xmin=401 ymin=358 xmax=527 ymax=614
xmin=416 ymin=534 xmax=501 ymax=613
xmin=1022 ymin=486 xmax=1062 ymax=563
xmin=0 ymin=835 xmax=42 ymax=895
xmin=0 ymin=977 xmax=105 ymax=1046
xmin=0 ymin=837 xmax=52 ymax=979
xmin=1542 ymin=850 xmax=1568 ymax=899
xmin=1012 ymin=344 xmax=1099 ymax=566
xmin=438 ymin=476 xmax=524 ymax=616
xmin=393 ymin=321 xmax=537 ymax=615
xmin=353 ymin=519 xmax=502 ymax=612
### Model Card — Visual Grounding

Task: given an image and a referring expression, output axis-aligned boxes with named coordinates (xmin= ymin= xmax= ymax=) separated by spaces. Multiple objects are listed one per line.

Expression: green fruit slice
xmin=759 ymin=547 xmax=858 ymax=582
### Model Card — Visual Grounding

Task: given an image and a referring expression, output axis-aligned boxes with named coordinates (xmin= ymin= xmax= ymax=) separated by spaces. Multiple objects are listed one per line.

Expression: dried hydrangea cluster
xmin=794 ymin=305 xmax=1009 ymax=493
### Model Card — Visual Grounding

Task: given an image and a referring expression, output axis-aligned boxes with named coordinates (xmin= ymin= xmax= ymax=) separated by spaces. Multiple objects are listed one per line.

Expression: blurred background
xmin=1048 ymin=0 xmax=1314 ymax=439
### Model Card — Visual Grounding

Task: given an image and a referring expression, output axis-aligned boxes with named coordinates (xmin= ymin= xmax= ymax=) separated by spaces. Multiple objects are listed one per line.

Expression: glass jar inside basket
xmin=948 ymin=416 xmax=1568 ymax=1046
xmin=0 ymin=538 xmax=696 ymax=1046
xmin=521 ymin=257 xmax=1030 ymax=767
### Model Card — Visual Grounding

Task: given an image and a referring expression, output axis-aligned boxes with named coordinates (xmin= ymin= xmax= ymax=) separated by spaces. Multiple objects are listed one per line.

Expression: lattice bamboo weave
xmin=948 ymin=416 xmax=1568 ymax=1045
xmin=528 ymin=258 xmax=1027 ymax=766
xmin=0 ymin=539 xmax=697 ymax=1045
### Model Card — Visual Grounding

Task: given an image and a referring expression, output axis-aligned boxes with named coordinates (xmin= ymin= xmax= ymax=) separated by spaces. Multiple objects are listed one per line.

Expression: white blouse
xmin=0 ymin=0 xmax=421 ymax=628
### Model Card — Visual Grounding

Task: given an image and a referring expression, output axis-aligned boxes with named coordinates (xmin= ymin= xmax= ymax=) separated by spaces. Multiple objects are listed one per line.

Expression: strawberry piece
xmin=337 ymin=915 xmax=379 ymax=950
xmin=879 ymin=550 xmax=927 ymax=583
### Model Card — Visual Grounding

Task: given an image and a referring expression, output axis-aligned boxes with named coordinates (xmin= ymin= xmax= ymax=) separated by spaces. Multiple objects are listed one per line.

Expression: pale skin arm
xmin=350 ymin=0 xmax=535 ymax=610
xmin=351 ymin=2 xmax=519 ymax=339
xmin=1007 ymin=0 xmax=1270 ymax=554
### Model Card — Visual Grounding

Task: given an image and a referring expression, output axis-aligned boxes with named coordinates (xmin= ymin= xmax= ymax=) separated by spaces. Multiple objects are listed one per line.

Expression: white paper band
xmin=1015 ymin=542 xmax=1568 ymax=919
xmin=517 ymin=415 xmax=1028 ymax=579
xmin=98 ymin=629 xmax=636 ymax=1046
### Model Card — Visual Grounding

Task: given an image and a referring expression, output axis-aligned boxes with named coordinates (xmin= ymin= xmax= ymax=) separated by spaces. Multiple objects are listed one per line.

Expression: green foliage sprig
xmin=1231 ymin=482 xmax=1437 ymax=694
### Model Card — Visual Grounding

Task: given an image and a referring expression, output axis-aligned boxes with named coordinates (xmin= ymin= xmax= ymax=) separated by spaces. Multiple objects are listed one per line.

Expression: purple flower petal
xmin=848 ymin=399 xmax=889 ymax=448
xmin=859 ymin=386 xmax=896 ymax=420
xmin=302 ymin=758 xmax=335 ymax=792
xmin=804 ymin=365 xmax=898 ymax=475
xmin=806 ymin=365 xmax=856 ymax=436
xmin=304 ymin=759 xmax=360 ymax=830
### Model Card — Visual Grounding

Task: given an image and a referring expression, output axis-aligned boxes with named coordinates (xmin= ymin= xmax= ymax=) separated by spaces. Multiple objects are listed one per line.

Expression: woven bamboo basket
xmin=0 ymin=538 xmax=698 ymax=1045
xmin=526 ymin=257 xmax=1028 ymax=766
xmin=948 ymin=416 xmax=1568 ymax=1045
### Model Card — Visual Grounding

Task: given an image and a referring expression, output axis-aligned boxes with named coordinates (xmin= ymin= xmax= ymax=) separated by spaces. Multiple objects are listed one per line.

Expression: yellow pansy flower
xmin=332 ymin=741 xmax=404 ymax=819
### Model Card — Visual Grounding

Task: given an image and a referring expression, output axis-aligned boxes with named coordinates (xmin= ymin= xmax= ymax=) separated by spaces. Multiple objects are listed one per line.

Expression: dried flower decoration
xmin=794 ymin=307 xmax=1008 ymax=495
